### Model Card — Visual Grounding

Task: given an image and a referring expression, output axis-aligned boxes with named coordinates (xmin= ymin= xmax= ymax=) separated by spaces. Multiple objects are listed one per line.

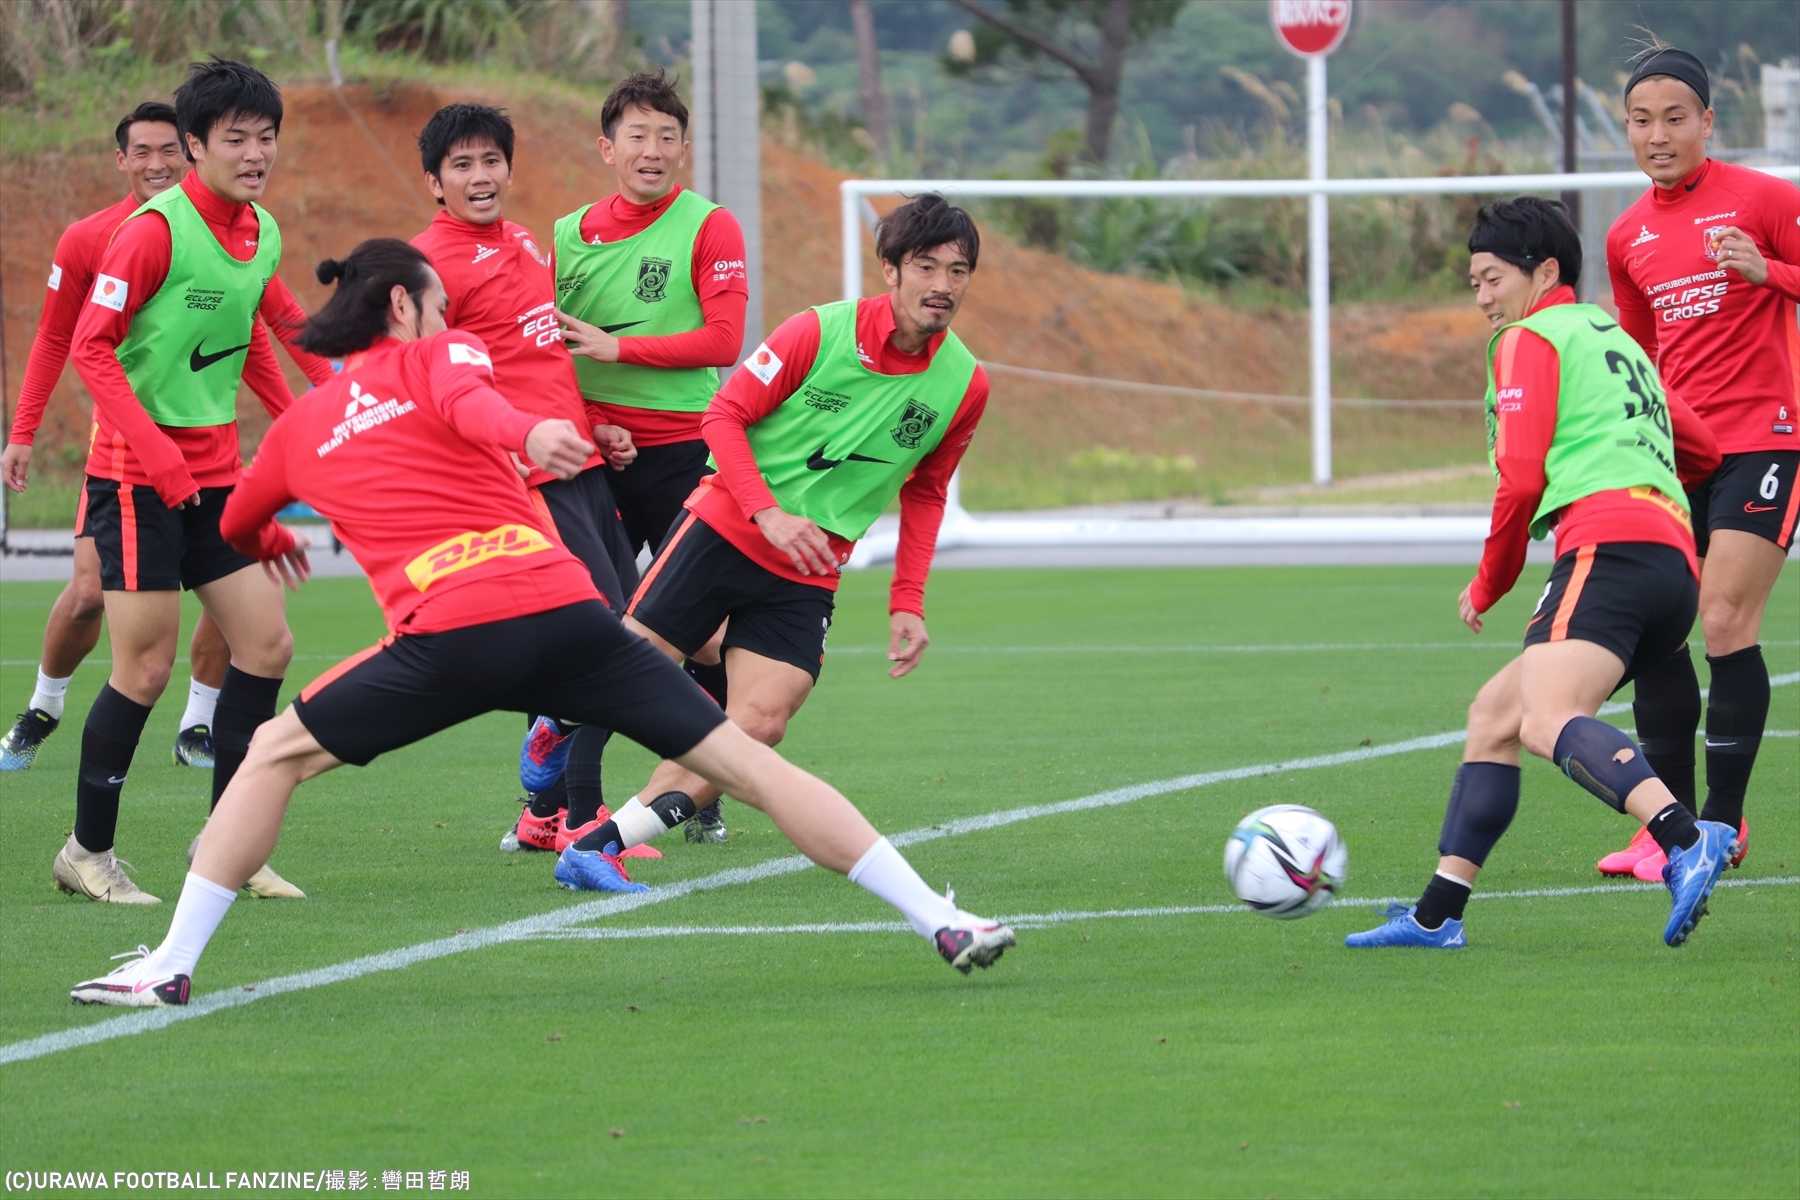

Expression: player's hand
xmin=1710 ymin=227 xmax=1769 ymax=286
xmin=592 ymin=423 xmax=637 ymax=470
xmin=1458 ymin=583 xmax=1483 ymax=634
xmin=264 ymin=529 xmax=312 ymax=591
xmin=556 ymin=308 xmax=621 ymax=363
xmin=524 ymin=419 xmax=594 ymax=481
xmin=887 ymin=611 xmax=929 ymax=678
xmin=1 ymin=443 xmax=31 ymax=493
xmin=753 ymin=507 xmax=838 ymax=577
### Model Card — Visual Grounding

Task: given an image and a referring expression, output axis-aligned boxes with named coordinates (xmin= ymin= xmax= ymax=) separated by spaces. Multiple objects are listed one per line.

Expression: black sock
xmin=74 ymin=685 xmax=153 ymax=853
xmin=1631 ymin=644 xmax=1700 ymax=814
xmin=527 ymin=777 xmax=567 ymax=819
xmin=1701 ymin=644 xmax=1768 ymax=830
xmin=684 ymin=657 xmax=727 ymax=708
xmin=564 ymin=725 xmax=611 ymax=828
xmin=1414 ymin=873 xmax=1472 ymax=931
xmin=211 ymin=667 xmax=283 ymax=810
xmin=1645 ymin=802 xmax=1701 ymax=856
xmin=573 ymin=791 xmax=697 ymax=853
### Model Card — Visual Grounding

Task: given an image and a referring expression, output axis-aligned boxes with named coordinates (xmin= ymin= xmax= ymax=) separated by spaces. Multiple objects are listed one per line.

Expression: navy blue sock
xmin=1553 ymin=716 xmax=1658 ymax=813
xmin=1436 ymin=762 xmax=1521 ymax=866
xmin=1631 ymin=644 xmax=1700 ymax=814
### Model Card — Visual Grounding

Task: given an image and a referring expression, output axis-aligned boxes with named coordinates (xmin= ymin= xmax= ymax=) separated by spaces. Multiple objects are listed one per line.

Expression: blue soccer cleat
xmin=1662 ymin=820 xmax=1737 ymax=947
xmin=1344 ymin=904 xmax=1467 ymax=949
xmin=1 ymin=708 xmax=59 ymax=770
xmin=519 ymin=716 xmax=574 ymax=792
xmin=553 ymin=844 xmax=649 ymax=894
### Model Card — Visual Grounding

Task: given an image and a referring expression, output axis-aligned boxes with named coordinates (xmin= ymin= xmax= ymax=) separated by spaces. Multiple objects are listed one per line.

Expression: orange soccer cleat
xmin=556 ymin=808 xmax=661 ymax=860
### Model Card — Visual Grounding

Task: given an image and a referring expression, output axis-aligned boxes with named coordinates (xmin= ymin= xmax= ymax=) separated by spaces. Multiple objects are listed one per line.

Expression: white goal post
xmin=837 ymin=166 xmax=1800 ymax=568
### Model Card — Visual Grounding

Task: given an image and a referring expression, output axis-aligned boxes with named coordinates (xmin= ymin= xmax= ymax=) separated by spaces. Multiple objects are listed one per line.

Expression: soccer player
xmin=549 ymin=193 xmax=991 ymax=881
xmin=1346 ymin=198 xmax=1729 ymax=951
xmin=1596 ymin=46 xmax=1800 ymax=882
xmin=57 ymin=61 xmax=332 ymax=905
xmin=552 ymin=68 xmax=749 ymax=845
xmin=409 ymin=104 xmax=644 ymax=860
xmin=0 ymin=102 xmax=315 ymax=773
xmin=64 ymin=238 xmax=1015 ymax=1006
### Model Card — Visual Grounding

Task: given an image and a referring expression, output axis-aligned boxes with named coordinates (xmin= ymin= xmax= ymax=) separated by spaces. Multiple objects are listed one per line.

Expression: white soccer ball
xmin=1223 ymin=804 xmax=1348 ymax=919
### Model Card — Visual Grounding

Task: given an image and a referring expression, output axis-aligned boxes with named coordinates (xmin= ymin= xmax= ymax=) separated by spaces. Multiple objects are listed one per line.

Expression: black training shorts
xmin=532 ymin=465 xmax=639 ymax=612
xmin=84 ymin=477 xmax=255 ymax=592
xmin=626 ymin=512 xmax=835 ymax=680
xmin=1686 ymin=450 xmax=1799 ymax=556
xmin=1522 ymin=542 xmax=1698 ymax=687
xmin=292 ymin=600 xmax=726 ymax=767
xmin=608 ymin=439 xmax=714 ymax=556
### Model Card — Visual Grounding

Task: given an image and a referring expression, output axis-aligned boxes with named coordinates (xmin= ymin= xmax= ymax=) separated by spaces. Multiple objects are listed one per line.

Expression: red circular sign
xmin=1271 ymin=0 xmax=1352 ymax=58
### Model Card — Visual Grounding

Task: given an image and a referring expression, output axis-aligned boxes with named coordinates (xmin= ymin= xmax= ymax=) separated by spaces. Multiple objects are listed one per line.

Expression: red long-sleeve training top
xmin=687 ymin=295 xmax=989 ymax=618
xmin=1607 ymin=159 xmax=1800 ymax=455
xmin=559 ymin=186 xmax=748 ymax=447
xmin=222 ymin=331 xmax=597 ymax=636
xmin=412 ymin=211 xmax=605 ymax=488
xmin=1468 ymin=286 xmax=1721 ymax=614
xmin=68 ymin=173 xmax=336 ymax=505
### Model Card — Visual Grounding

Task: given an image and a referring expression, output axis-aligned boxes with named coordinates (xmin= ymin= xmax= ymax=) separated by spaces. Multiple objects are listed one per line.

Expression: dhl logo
xmin=403 ymin=524 xmax=553 ymax=591
xmin=1628 ymin=486 xmax=1692 ymax=531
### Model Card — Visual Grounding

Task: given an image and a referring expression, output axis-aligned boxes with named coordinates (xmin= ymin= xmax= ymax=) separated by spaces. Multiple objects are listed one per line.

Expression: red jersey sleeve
xmin=70 ymin=212 xmax=196 ymax=505
xmin=1746 ymin=174 xmax=1800 ymax=304
xmin=10 ymin=225 xmax=91 ymax=446
xmin=220 ymin=415 xmax=297 ymax=560
xmin=261 ymin=276 xmax=336 ymax=385
xmin=422 ymin=332 xmax=541 ymax=452
xmin=1668 ymin=390 xmax=1722 ymax=485
xmin=699 ymin=310 xmax=824 ymax=521
xmin=1469 ymin=326 xmax=1558 ymax=614
xmin=615 ymin=209 xmax=748 ymax=370
xmin=239 ymin=320 xmax=297 ymax=420
xmin=890 ymin=366 xmax=989 ymax=617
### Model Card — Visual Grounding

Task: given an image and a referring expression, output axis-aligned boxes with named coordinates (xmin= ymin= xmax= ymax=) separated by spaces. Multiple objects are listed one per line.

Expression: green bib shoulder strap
xmin=743 ymin=299 xmax=978 ymax=541
xmin=115 ymin=186 xmax=281 ymax=428
xmin=553 ymin=189 xmax=721 ymax=414
xmin=1483 ymin=302 xmax=1686 ymax=539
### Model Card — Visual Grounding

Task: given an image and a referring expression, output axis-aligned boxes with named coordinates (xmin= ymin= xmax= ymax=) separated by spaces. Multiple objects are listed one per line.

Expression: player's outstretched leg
xmin=3 ymin=539 xmax=105 ymax=771
xmin=1349 ymin=659 xmax=1522 ymax=949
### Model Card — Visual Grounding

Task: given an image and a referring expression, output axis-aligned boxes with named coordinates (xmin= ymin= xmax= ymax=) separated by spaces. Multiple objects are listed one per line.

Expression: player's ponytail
xmin=299 ymin=238 xmax=435 ymax=357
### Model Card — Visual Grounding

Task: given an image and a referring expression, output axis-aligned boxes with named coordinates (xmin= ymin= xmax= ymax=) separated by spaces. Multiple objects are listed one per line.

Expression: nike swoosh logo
xmin=1588 ymin=320 xmax=1619 ymax=332
xmin=133 ymin=979 xmax=158 ymax=994
xmin=1743 ymin=503 xmax=1777 ymax=512
xmin=106 ymin=775 xmax=126 ymax=784
xmin=806 ymin=446 xmax=893 ymax=471
xmin=190 ymin=341 xmax=251 ymax=372
xmin=600 ymin=321 xmax=646 ymax=334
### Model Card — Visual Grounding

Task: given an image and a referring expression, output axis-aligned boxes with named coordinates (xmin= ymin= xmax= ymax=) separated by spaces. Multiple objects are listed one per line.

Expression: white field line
xmin=3 ymin=673 xmax=1797 ymax=1067
xmin=531 ymin=875 xmax=1800 ymax=941
xmin=6 ymin=641 xmax=1798 ymax=668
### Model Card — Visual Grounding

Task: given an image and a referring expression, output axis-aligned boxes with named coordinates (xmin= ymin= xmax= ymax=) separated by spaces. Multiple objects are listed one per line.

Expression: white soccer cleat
xmin=53 ymin=837 xmax=160 ymax=904
xmin=933 ymin=892 xmax=1015 ymax=974
xmin=70 ymin=946 xmax=190 ymax=1007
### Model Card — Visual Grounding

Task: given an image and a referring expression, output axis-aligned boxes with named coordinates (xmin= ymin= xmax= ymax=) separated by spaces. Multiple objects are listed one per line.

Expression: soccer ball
xmin=1223 ymin=805 xmax=1347 ymax=919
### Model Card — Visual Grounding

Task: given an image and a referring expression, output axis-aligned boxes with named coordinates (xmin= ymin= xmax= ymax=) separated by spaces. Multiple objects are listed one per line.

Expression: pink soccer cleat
xmin=1599 ymin=825 xmax=1658 ymax=876
xmin=556 ymin=808 xmax=661 ymax=859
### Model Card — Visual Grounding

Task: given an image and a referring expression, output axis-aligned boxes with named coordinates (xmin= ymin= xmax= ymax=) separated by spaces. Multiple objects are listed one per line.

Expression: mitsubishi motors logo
xmin=472 ymin=244 xmax=500 ymax=265
xmin=1629 ymin=225 xmax=1659 ymax=247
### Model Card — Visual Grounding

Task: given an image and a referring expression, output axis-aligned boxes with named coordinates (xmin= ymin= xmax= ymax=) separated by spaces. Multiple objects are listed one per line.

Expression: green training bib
xmin=744 ymin=300 xmax=978 ymax=541
xmin=1484 ymin=302 xmax=1686 ymax=539
xmin=115 ymin=185 xmax=280 ymax=427
xmin=553 ymin=189 xmax=719 ymax=413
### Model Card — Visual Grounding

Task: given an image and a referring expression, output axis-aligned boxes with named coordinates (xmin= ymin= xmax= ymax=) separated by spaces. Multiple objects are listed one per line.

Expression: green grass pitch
xmin=1 ymin=564 xmax=1795 ymax=1198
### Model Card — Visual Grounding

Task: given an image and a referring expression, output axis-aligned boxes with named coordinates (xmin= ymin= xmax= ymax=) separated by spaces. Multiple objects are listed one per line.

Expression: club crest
xmin=634 ymin=256 xmax=672 ymax=303
xmin=890 ymin=399 xmax=939 ymax=449
xmin=1701 ymin=226 xmax=1729 ymax=261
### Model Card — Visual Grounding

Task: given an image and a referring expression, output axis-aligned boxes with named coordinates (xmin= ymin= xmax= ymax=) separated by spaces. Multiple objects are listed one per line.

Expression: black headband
xmin=1625 ymin=49 xmax=1710 ymax=111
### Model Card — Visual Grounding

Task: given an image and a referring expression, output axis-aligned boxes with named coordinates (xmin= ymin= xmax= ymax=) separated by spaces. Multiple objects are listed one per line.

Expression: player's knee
xmin=1699 ymin=599 xmax=1757 ymax=651
xmin=240 ymin=626 xmax=295 ymax=675
xmin=68 ymin=580 xmax=106 ymax=623
xmin=1466 ymin=682 xmax=1518 ymax=746
xmin=1517 ymin=710 xmax=1565 ymax=761
xmin=1549 ymin=715 xmax=1657 ymax=813
xmin=730 ymin=705 xmax=790 ymax=747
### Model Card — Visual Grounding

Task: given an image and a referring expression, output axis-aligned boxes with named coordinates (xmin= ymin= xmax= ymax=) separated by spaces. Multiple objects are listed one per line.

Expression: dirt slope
xmin=1 ymin=81 xmax=1491 ymax=511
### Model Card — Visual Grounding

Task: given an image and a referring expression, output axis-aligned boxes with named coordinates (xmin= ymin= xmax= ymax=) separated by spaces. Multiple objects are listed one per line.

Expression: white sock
xmin=847 ymin=837 xmax=959 ymax=939
xmin=30 ymin=670 xmax=72 ymax=721
xmin=179 ymin=678 xmax=220 ymax=731
xmin=611 ymin=796 xmax=665 ymax=849
xmin=148 ymin=872 xmax=237 ymax=977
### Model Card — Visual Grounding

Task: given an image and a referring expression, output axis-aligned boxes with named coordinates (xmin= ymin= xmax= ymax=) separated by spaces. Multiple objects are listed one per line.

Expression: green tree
xmin=949 ymin=0 xmax=1185 ymax=164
